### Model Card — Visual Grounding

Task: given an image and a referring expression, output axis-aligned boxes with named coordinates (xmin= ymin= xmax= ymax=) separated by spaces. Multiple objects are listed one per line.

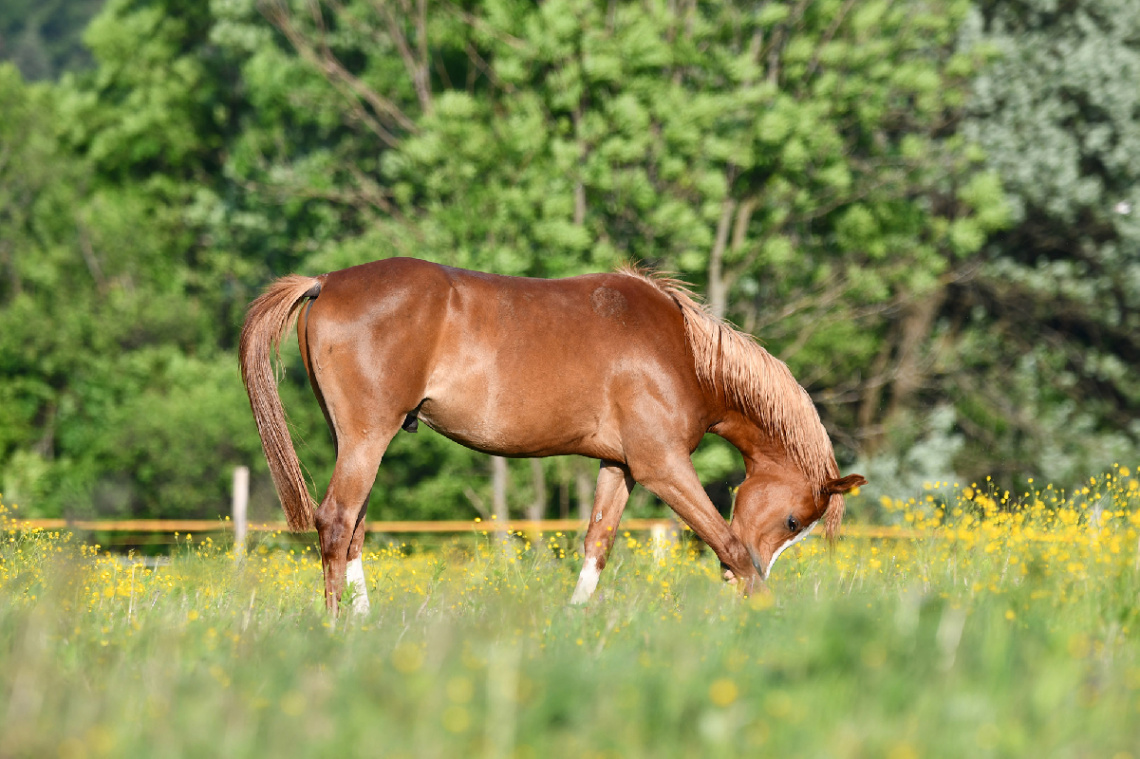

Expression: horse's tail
xmin=239 ymin=274 xmax=323 ymax=531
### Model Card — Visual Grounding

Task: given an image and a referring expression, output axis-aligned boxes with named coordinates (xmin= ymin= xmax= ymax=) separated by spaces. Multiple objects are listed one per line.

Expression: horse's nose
xmin=747 ymin=546 xmax=767 ymax=580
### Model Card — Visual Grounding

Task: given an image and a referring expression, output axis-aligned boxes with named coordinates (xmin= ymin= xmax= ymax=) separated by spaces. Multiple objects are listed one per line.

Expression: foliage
xmin=208 ymin=0 xmax=1005 ymax=514
xmin=246 ymin=0 xmax=1007 ymax=465
xmin=3 ymin=474 xmax=1140 ymax=755
xmin=0 ymin=0 xmax=103 ymax=80
xmin=0 ymin=0 xmax=1138 ymax=522
xmin=0 ymin=39 xmax=254 ymax=518
xmin=950 ymin=0 xmax=1140 ymax=486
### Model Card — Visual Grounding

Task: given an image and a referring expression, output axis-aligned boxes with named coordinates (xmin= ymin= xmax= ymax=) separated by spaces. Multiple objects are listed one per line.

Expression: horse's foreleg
xmin=570 ymin=460 xmax=634 ymax=604
xmin=635 ymin=456 xmax=762 ymax=594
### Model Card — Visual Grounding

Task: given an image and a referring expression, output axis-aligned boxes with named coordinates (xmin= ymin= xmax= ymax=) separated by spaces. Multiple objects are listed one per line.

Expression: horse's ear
xmin=822 ymin=475 xmax=864 ymax=544
xmin=825 ymin=474 xmax=867 ymax=495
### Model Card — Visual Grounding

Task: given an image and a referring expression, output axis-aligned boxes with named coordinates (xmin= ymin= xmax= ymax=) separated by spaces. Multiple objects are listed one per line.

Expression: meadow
xmin=2 ymin=472 xmax=1140 ymax=759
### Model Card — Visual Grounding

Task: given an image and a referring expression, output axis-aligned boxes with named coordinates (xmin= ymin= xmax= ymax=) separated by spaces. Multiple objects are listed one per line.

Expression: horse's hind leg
xmin=570 ymin=460 xmax=635 ymax=604
xmin=314 ymin=423 xmax=400 ymax=615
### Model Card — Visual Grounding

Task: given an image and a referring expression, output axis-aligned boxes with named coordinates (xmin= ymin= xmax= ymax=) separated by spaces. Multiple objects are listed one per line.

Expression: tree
xmin=950 ymin=0 xmax=1140 ymax=484
xmin=256 ymin=0 xmax=1004 ymax=499
xmin=0 ymin=1 xmax=276 ymax=518
xmin=12 ymin=0 xmax=1098 ymax=522
xmin=0 ymin=0 xmax=104 ymax=81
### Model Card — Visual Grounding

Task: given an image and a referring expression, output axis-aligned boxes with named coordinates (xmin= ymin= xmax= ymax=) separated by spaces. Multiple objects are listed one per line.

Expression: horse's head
xmin=729 ymin=472 xmax=866 ymax=580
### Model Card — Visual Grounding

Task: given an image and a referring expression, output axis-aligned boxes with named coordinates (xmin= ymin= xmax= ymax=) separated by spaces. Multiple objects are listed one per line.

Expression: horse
xmin=239 ymin=257 xmax=865 ymax=614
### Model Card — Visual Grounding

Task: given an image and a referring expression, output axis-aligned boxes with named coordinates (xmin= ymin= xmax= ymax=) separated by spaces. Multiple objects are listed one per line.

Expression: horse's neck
xmin=710 ymin=411 xmax=797 ymax=479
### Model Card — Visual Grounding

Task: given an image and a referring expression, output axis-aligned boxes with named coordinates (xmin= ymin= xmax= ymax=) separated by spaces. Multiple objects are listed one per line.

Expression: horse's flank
xmin=618 ymin=265 xmax=846 ymax=540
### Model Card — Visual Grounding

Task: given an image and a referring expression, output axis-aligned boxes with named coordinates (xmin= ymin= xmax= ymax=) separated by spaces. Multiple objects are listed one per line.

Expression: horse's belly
xmin=417 ymin=393 xmax=624 ymax=461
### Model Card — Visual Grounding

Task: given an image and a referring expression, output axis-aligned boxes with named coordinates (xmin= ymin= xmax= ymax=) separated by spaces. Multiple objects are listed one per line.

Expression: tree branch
xmin=371 ymin=0 xmax=433 ymax=114
xmin=260 ymin=0 xmax=416 ymax=146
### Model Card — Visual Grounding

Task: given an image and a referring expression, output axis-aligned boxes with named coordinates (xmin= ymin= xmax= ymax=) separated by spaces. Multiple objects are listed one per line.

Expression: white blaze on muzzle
xmin=763 ymin=518 xmax=821 ymax=579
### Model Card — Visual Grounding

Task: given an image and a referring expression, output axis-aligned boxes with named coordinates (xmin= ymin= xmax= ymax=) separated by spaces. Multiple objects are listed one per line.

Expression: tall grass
xmin=2 ymin=471 xmax=1139 ymax=758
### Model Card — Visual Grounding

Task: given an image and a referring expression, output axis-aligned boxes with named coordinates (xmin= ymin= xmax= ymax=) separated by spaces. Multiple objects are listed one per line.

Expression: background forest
xmin=1 ymin=0 xmax=1138 ymax=523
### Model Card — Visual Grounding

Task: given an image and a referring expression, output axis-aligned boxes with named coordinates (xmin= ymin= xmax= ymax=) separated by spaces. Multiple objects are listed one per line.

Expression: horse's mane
xmin=618 ymin=264 xmax=846 ymax=537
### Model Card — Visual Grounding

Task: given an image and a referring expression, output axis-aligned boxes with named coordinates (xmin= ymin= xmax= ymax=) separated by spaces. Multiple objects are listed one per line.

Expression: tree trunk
xmin=883 ymin=287 xmax=948 ymax=428
xmin=857 ymin=329 xmax=896 ymax=453
xmin=708 ymin=196 xmax=755 ymax=321
xmin=491 ymin=455 xmax=509 ymax=552
xmin=575 ymin=461 xmax=594 ymax=521
xmin=708 ymin=199 xmax=735 ymax=320
xmin=526 ymin=458 xmax=545 ymax=522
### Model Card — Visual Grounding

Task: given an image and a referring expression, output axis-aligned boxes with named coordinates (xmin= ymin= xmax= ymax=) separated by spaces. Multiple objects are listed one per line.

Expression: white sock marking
xmin=345 ymin=556 xmax=371 ymax=615
xmin=570 ymin=557 xmax=601 ymax=604
xmin=765 ymin=519 xmax=820 ymax=579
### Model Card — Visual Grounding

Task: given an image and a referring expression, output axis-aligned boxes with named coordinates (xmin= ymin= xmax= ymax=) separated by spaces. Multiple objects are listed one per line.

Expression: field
xmin=3 ymin=473 xmax=1140 ymax=759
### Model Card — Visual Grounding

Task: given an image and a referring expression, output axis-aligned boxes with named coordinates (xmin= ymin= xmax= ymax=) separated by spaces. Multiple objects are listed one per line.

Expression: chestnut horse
xmin=239 ymin=257 xmax=864 ymax=613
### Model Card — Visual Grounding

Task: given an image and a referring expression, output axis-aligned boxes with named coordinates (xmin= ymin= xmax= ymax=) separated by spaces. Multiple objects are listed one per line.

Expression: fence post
xmin=232 ymin=466 xmax=249 ymax=559
xmin=650 ymin=522 xmax=677 ymax=563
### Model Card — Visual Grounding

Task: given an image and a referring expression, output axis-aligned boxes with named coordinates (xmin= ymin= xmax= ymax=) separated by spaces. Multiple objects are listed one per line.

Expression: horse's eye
xmin=785 ymin=515 xmax=800 ymax=532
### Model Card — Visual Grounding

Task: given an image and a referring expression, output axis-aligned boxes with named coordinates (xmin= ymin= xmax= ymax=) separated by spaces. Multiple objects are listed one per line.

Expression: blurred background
xmin=1 ymin=0 xmax=1137 ymax=524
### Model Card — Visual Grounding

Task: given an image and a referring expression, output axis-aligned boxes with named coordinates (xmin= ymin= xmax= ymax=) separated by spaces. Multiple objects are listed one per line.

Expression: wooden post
xmin=232 ymin=466 xmax=249 ymax=559
xmin=651 ymin=522 xmax=677 ymax=563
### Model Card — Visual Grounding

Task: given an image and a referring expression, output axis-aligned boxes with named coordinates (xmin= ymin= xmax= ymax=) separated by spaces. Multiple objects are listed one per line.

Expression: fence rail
xmin=0 ymin=467 xmax=930 ymax=542
xmin=3 ymin=517 xmax=924 ymax=540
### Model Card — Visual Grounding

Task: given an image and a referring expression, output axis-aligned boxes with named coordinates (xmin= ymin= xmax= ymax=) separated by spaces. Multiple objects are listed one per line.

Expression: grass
xmin=2 ymin=471 xmax=1140 ymax=758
